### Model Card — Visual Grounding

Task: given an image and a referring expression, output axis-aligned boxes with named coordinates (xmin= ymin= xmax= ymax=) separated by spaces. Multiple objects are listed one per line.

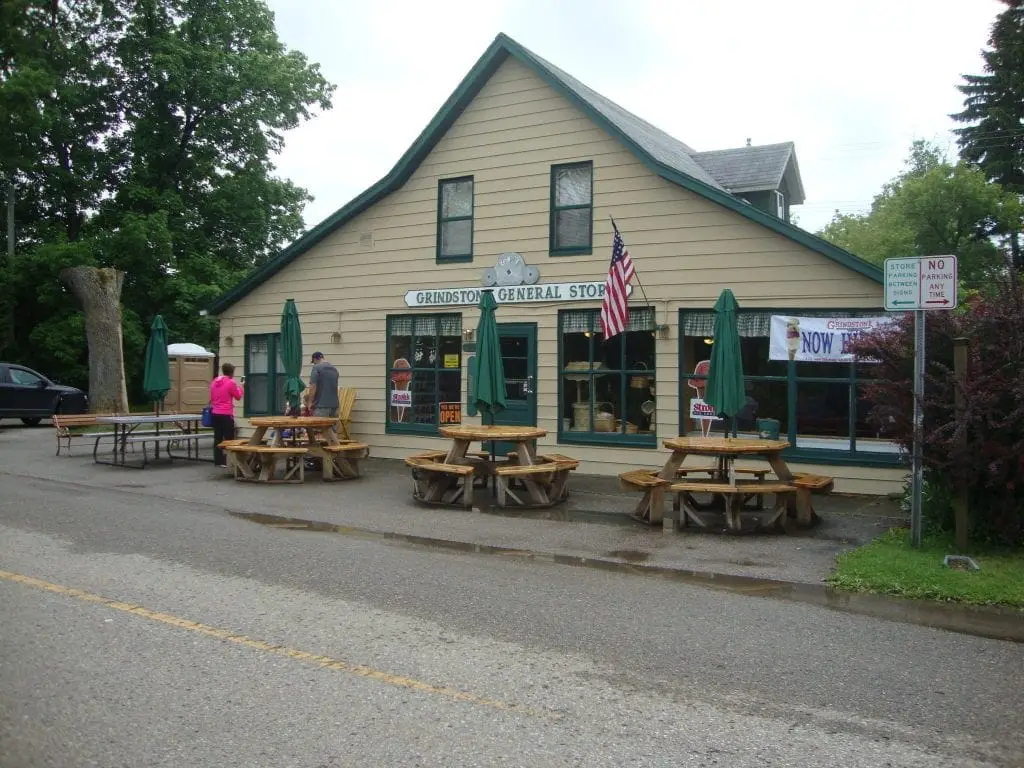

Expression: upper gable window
xmin=550 ymin=162 xmax=593 ymax=255
xmin=773 ymin=190 xmax=786 ymax=220
xmin=437 ymin=177 xmax=474 ymax=263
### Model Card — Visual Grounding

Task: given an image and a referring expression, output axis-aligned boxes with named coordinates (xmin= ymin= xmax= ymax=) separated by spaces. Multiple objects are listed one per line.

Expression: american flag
xmin=600 ymin=224 xmax=635 ymax=338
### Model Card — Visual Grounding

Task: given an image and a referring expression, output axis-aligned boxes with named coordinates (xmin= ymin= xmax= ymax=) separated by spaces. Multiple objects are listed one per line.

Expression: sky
xmin=265 ymin=0 xmax=1004 ymax=235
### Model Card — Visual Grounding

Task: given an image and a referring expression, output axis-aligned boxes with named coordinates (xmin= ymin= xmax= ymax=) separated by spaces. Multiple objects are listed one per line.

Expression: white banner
xmin=390 ymin=389 xmax=411 ymax=407
xmin=404 ymin=281 xmax=632 ymax=308
xmin=769 ymin=315 xmax=893 ymax=363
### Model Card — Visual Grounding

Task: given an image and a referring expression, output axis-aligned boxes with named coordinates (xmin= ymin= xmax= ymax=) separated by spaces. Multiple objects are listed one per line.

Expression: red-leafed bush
xmin=850 ymin=276 xmax=1024 ymax=546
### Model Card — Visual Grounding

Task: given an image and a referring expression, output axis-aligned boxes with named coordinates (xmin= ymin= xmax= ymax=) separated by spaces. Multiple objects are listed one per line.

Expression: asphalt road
xmin=0 ymin=475 xmax=1021 ymax=767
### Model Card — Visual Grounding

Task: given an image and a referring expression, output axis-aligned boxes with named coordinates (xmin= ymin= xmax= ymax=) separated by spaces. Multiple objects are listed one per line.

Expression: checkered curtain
xmin=561 ymin=308 xmax=654 ymax=333
xmin=389 ymin=314 xmax=462 ymax=337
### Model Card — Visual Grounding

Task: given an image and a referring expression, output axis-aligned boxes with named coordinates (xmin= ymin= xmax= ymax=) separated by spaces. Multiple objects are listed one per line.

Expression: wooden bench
xmin=791 ymin=473 xmax=834 ymax=526
xmin=669 ymin=480 xmax=797 ymax=531
xmin=406 ymin=458 xmax=477 ymax=508
xmin=619 ymin=469 xmax=669 ymax=524
xmin=494 ymin=461 xmax=571 ymax=508
xmin=317 ymin=441 xmax=370 ymax=480
xmin=224 ymin=445 xmax=308 ymax=483
xmin=53 ymin=413 xmax=120 ymax=456
xmin=675 ymin=465 xmax=772 ymax=508
xmin=539 ymin=453 xmax=581 ymax=470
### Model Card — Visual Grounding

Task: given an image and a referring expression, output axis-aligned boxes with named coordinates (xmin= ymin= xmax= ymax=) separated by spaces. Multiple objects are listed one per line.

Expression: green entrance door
xmin=493 ymin=323 xmax=537 ymax=455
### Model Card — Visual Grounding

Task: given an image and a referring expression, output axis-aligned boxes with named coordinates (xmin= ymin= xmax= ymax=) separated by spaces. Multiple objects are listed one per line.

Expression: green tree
xmin=952 ymin=0 xmax=1024 ymax=267
xmin=818 ymin=141 xmax=1020 ymax=287
xmin=0 ymin=0 xmax=333 ymax=405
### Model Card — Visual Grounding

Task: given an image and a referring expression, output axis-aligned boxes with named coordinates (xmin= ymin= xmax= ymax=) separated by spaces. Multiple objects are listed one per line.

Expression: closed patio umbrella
xmin=143 ymin=314 xmax=171 ymax=415
xmin=280 ymin=298 xmax=305 ymax=414
xmin=704 ymin=289 xmax=745 ymax=436
xmin=471 ymin=290 xmax=506 ymax=494
xmin=471 ymin=290 xmax=506 ymax=424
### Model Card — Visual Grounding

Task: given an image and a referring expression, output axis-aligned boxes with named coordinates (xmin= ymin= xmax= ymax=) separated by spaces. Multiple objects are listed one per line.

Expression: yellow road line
xmin=0 ymin=569 xmax=555 ymax=720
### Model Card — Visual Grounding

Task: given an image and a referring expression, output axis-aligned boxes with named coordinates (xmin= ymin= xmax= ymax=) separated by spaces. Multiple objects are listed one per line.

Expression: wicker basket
xmin=594 ymin=402 xmax=616 ymax=432
xmin=629 ymin=362 xmax=652 ymax=389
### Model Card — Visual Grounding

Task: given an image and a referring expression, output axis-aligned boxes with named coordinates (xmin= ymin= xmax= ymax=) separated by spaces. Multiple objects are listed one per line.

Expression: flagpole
xmin=609 ymin=216 xmax=653 ymax=310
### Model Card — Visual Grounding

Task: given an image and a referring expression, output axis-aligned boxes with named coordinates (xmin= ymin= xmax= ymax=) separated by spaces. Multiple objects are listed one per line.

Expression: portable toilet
xmin=166 ymin=343 xmax=216 ymax=413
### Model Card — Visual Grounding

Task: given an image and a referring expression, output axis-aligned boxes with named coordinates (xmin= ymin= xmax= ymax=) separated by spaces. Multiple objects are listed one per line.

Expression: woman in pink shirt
xmin=210 ymin=363 xmax=244 ymax=467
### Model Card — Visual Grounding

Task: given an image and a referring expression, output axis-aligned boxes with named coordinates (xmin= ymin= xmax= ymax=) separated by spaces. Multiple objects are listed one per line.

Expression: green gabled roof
xmin=210 ymin=33 xmax=881 ymax=315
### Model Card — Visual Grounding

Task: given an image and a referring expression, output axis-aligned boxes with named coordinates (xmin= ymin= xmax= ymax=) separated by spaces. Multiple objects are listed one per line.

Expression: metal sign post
xmin=884 ymin=256 xmax=957 ymax=548
xmin=912 ymin=310 xmax=925 ymax=548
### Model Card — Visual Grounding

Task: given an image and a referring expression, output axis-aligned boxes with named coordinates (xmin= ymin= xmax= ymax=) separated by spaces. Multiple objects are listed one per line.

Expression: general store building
xmin=210 ymin=34 xmax=904 ymax=495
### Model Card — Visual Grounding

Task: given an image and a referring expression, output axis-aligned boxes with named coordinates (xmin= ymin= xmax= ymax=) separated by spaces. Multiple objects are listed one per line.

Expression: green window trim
xmin=557 ymin=307 xmax=656 ymax=447
xmin=436 ymin=176 xmax=474 ymax=263
xmin=385 ymin=313 xmax=463 ymax=436
xmin=549 ymin=161 xmax=593 ymax=255
xmin=243 ymin=333 xmax=284 ymax=417
xmin=677 ymin=308 xmax=902 ymax=466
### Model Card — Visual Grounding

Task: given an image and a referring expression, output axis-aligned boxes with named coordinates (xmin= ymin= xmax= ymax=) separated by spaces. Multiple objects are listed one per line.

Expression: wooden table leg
xmin=764 ymin=452 xmax=798 ymax=518
xmin=653 ymin=450 xmax=688 ymax=524
xmin=247 ymin=426 xmax=268 ymax=446
xmin=511 ymin=440 xmax=551 ymax=507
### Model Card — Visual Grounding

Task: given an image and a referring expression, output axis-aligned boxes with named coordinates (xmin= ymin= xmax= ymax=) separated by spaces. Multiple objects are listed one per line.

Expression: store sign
xmin=769 ymin=315 xmax=894 ymax=363
xmin=390 ymin=389 xmax=411 ymax=407
xmin=689 ymin=398 xmax=722 ymax=421
xmin=404 ymin=281 xmax=631 ymax=308
xmin=439 ymin=401 xmax=462 ymax=425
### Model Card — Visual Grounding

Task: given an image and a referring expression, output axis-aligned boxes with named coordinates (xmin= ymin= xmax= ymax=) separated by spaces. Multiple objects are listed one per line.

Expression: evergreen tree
xmin=952 ymin=0 xmax=1024 ymax=267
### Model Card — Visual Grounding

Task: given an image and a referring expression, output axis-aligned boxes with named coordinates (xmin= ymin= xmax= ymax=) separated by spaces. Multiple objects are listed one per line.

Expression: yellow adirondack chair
xmin=337 ymin=386 xmax=357 ymax=440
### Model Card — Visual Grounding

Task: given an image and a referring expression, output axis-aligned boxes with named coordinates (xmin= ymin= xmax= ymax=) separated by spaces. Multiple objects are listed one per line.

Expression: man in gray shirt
xmin=305 ymin=352 xmax=340 ymax=426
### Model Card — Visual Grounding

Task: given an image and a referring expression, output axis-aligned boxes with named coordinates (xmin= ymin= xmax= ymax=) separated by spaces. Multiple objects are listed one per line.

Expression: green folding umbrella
xmin=471 ymin=290 xmax=506 ymax=423
xmin=704 ymin=289 xmax=745 ymax=434
xmin=142 ymin=314 xmax=171 ymax=414
xmin=280 ymin=298 xmax=305 ymax=413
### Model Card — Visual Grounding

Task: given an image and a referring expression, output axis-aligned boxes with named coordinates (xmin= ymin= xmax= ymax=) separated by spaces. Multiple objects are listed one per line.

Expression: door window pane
xmin=387 ymin=314 xmax=462 ymax=433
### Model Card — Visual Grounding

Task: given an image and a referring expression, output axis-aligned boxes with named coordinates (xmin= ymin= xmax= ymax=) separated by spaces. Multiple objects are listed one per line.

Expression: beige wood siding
xmin=217 ymin=57 xmax=900 ymax=495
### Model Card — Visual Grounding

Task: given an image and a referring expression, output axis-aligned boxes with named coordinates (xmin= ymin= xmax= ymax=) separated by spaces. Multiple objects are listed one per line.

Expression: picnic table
xmin=92 ymin=413 xmax=209 ymax=468
xmin=405 ymin=425 xmax=579 ymax=509
xmin=620 ymin=437 xmax=831 ymax=533
xmin=221 ymin=416 xmax=368 ymax=483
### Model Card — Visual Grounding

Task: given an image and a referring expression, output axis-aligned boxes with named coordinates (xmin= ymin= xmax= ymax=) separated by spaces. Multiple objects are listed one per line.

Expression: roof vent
xmin=745 ymin=138 xmax=752 ymax=147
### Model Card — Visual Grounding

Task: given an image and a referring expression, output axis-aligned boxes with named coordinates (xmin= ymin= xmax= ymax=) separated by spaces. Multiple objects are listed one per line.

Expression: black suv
xmin=0 ymin=362 xmax=89 ymax=425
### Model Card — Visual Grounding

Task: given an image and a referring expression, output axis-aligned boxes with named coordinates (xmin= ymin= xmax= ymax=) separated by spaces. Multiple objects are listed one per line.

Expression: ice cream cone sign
xmin=687 ymin=360 xmax=710 ymax=396
xmin=785 ymin=318 xmax=801 ymax=361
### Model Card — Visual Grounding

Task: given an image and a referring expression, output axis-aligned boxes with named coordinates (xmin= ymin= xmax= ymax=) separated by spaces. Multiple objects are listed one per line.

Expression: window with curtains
xmin=559 ymin=307 xmax=656 ymax=446
xmin=550 ymin=162 xmax=593 ymax=254
xmin=678 ymin=309 xmax=900 ymax=462
xmin=387 ymin=314 xmax=462 ymax=434
xmin=244 ymin=334 xmax=285 ymax=416
xmin=437 ymin=177 xmax=473 ymax=262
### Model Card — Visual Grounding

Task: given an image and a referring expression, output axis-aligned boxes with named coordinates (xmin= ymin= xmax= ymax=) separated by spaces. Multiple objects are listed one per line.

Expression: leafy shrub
xmin=850 ymin=274 xmax=1024 ymax=546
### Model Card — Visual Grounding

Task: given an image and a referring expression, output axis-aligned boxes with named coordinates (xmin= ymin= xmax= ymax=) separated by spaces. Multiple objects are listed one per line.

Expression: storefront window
xmin=679 ymin=309 xmax=900 ymax=461
xmin=559 ymin=308 xmax=656 ymax=446
xmin=387 ymin=314 xmax=462 ymax=434
xmin=244 ymin=333 xmax=285 ymax=416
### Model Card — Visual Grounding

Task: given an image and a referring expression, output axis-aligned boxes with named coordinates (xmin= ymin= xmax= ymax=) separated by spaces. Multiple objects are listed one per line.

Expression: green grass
xmin=828 ymin=528 xmax=1024 ymax=608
